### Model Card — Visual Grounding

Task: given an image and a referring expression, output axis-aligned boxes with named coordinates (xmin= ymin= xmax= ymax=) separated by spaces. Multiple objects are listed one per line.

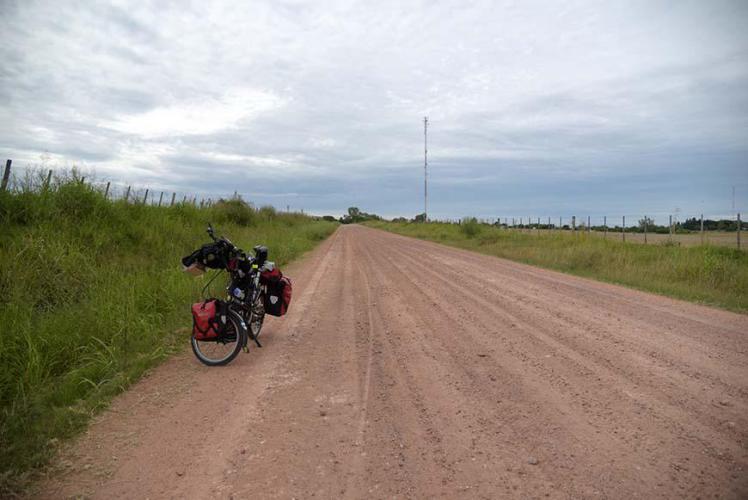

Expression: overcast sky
xmin=2 ymin=0 xmax=747 ymax=220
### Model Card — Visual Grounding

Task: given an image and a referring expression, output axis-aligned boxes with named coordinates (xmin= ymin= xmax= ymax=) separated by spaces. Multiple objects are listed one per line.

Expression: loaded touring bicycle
xmin=181 ymin=224 xmax=292 ymax=366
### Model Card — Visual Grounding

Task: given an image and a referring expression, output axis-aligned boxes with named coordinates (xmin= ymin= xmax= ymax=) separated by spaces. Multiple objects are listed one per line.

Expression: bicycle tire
xmin=190 ymin=310 xmax=246 ymax=366
xmin=250 ymin=292 xmax=265 ymax=338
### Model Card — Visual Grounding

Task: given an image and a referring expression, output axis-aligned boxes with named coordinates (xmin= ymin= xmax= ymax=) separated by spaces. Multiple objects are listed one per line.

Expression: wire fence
xmin=431 ymin=214 xmax=745 ymax=250
xmin=0 ymin=158 xmax=304 ymax=213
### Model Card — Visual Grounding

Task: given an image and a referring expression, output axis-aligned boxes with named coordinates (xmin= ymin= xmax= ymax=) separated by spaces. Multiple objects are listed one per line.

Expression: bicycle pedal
xmin=243 ymin=345 xmax=250 ymax=353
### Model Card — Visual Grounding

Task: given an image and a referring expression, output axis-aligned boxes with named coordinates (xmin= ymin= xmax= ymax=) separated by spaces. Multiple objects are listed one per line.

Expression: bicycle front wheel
xmin=191 ymin=312 xmax=245 ymax=366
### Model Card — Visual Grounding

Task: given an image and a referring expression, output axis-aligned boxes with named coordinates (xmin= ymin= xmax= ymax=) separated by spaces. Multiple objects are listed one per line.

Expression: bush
xmin=460 ymin=217 xmax=482 ymax=238
xmin=211 ymin=198 xmax=255 ymax=226
xmin=258 ymin=205 xmax=277 ymax=220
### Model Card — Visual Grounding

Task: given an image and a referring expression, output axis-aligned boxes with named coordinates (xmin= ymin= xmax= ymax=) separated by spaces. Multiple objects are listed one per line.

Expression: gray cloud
xmin=1 ymin=0 xmax=747 ymax=219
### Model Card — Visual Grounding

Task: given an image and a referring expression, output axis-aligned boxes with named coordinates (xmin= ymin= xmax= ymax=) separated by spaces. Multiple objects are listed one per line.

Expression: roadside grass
xmin=365 ymin=221 xmax=748 ymax=313
xmin=0 ymin=175 xmax=337 ymax=494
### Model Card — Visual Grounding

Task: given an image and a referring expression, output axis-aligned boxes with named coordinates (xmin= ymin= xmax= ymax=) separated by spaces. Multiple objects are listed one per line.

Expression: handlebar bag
xmin=182 ymin=243 xmax=227 ymax=270
xmin=264 ymin=276 xmax=292 ymax=316
xmin=191 ymin=299 xmax=228 ymax=340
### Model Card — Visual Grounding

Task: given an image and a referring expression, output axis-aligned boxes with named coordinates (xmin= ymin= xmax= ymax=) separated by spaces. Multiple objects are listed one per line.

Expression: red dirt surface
xmin=36 ymin=225 xmax=748 ymax=499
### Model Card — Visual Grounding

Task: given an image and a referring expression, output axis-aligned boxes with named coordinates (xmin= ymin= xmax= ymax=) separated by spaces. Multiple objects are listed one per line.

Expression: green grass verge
xmin=0 ymin=178 xmax=337 ymax=494
xmin=365 ymin=220 xmax=748 ymax=313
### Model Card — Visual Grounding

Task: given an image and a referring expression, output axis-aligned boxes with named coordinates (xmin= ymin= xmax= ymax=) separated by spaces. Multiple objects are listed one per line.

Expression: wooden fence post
xmin=182 ymin=195 xmax=187 ymax=204
xmin=44 ymin=169 xmax=53 ymax=190
xmin=669 ymin=214 xmax=673 ymax=242
xmin=622 ymin=215 xmax=626 ymax=242
xmin=587 ymin=215 xmax=591 ymax=233
xmin=158 ymin=191 xmax=164 ymax=207
xmin=559 ymin=216 xmax=562 ymax=231
xmin=700 ymin=214 xmax=704 ymax=245
xmin=171 ymin=192 xmax=176 ymax=206
xmin=125 ymin=185 xmax=131 ymax=203
xmin=572 ymin=215 xmax=576 ymax=233
xmin=604 ymin=216 xmax=607 ymax=239
xmin=104 ymin=181 xmax=110 ymax=199
xmin=738 ymin=213 xmax=742 ymax=250
xmin=644 ymin=216 xmax=648 ymax=244
xmin=1 ymin=159 xmax=11 ymax=191
xmin=143 ymin=189 xmax=149 ymax=204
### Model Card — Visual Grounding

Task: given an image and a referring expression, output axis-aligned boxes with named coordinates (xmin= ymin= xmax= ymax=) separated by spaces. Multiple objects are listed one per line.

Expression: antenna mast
xmin=424 ymin=116 xmax=428 ymax=221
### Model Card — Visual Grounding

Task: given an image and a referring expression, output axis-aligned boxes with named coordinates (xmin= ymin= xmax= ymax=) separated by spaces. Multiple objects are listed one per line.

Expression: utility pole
xmin=423 ymin=116 xmax=429 ymax=221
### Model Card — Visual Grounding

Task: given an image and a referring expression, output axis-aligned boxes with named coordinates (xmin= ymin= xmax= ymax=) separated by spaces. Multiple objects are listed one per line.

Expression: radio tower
xmin=424 ymin=116 xmax=428 ymax=221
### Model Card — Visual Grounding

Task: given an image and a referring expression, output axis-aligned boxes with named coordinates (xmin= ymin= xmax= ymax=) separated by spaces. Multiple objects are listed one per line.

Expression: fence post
xmin=559 ymin=216 xmax=562 ymax=232
xmin=143 ymin=189 xmax=149 ymax=204
xmin=171 ymin=192 xmax=176 ymax=206
xmin=80 ymin=176 xmax=86 ymax=184
xmin=548 ymin=216 xmax=551 ymax=231
xmin=158 ymin=191 xmax=164 ymax=207
xmin=644 ymin=216 xmax=648 ymax=244
xmin=125 ymin=185 xmax=131 ymax=203
xmin=182 ymin=195 xmax=187 ymax=204
xmin=700 ymin=214 xmax=704 ymax=245
xmin=587 ymin=215 xmax=591 ymax=233
xmin=738 ymin=213 xmax=742 ymax=250
xmin=200 ymin=198 xmax=204 ymax=209
xmin=572 ymin=215 xmax=576 ymax=233
xmin=604 ymin=216 xmax=607 ymax=239
xmin=104 ymin=181 xmax=110 ymax=199
xmin=1 ymin=159 xmax=11 ymax=191
xmin=44 ymin=169 xmax=53 ymax=191
xmin=669 ymin=214 xmax=673 ymax=242
xmin=622 ymin=215 xmax=626 ymax=242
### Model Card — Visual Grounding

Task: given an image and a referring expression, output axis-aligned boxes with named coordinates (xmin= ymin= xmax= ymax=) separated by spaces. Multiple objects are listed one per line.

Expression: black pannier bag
xmin=264 ymin=276 xmax=292 ymax=316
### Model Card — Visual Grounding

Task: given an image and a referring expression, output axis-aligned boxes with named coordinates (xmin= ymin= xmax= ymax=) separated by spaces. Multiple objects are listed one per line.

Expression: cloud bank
xmin=1 ymin=0 xmax=747 ymax=219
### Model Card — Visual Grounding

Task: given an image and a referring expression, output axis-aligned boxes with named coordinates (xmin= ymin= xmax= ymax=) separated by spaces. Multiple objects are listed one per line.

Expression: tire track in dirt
xmin=375 ymin=228 xmax=747 ymax=496
xmin=385 ymin=239 xmax=748 ymax=440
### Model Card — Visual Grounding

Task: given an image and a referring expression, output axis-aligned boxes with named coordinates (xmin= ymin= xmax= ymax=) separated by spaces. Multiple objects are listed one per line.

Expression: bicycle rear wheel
xmin=191 ymin=313 xmax=245 ymax=366
xmin=250 ymin=293 xmax=265 ymax=338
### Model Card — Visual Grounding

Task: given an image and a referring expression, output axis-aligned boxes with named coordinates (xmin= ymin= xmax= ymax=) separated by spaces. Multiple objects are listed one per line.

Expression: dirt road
xmin=38 ymin=225 xmax=748 ymax=499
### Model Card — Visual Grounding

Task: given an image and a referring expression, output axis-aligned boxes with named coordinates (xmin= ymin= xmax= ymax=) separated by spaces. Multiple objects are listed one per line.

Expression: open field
xmin=366 ymin=220 xmax=748 ymax=313
xmin=0 ymin=178 xmax=337 ymax=494
xmin=37 ymin=225 xmax=748 ymax=499
xmin=506 ymin=227 xmax=744 ymax=249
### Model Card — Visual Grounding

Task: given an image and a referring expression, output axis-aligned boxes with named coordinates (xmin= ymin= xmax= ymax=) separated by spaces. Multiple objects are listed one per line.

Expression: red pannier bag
xmin=264 ymin=276 xmax=293 ymax=317
xmin=191 ymin=299 xmax=226 ymax=340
